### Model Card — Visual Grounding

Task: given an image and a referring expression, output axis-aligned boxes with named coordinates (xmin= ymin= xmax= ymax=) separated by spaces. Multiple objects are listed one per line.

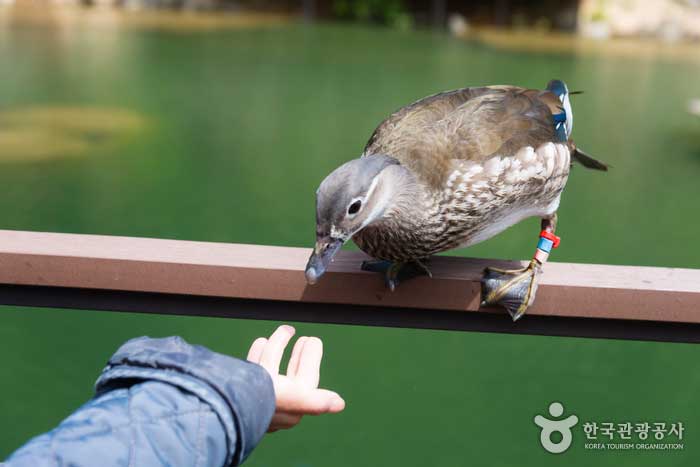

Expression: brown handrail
xmin=0 ymin=229 xmax=698 ymax=342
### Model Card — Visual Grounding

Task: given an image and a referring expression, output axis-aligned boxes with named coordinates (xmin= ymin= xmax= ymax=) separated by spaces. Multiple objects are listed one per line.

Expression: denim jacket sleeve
xmin=5 ymin=336 xmax=276 ymax=467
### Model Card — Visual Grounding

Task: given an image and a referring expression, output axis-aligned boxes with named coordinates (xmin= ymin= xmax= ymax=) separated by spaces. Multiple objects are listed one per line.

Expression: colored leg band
xmin=534 ymin=248 xmax=550 ymax=264
xmin=533 ymin=231 xmax=561 ymax=264
xmin=537 ymin=237 xmax=554 ymax=253
xmin=539 ymin=230 xmax=561 ymax=248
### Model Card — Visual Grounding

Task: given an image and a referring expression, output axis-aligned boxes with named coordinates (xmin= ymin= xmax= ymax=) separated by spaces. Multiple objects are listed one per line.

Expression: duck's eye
xmin=348 ymin=200 xmax=362 ymax=215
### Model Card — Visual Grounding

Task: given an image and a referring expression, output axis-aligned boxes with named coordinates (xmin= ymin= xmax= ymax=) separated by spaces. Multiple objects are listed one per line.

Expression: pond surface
xmin=1 ymin=8 xmax=699 ymax=466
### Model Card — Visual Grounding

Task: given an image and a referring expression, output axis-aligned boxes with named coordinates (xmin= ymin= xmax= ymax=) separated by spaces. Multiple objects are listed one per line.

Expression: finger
xmin=259 ymin=325 xmax=295 ymax=375
xmin=286 ymin=336 xmax=308 ymax=377
xmin=246 ymin=337 xmax=268 ymax=363
xmin=268 ymin=412 xmax=303 ymax=432
xmin=276 ymin=388 xmax=345 ymax=415
xmin=296 ymin=336 xmax=322 ymax=388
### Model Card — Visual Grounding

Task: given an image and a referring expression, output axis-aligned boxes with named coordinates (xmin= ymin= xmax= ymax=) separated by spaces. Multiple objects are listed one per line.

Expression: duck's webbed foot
xmin=481 ymin=259 xmax=541 ymax=321
xmin=361 ymin=259 xmax=432 ymax=292
xmin=481 ymin=215 xmax=560 ymax=321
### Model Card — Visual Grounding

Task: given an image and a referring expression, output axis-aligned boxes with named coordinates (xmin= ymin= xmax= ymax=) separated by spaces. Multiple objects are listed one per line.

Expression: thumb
xmin=277 ymin=388 xmax=346 ymax=415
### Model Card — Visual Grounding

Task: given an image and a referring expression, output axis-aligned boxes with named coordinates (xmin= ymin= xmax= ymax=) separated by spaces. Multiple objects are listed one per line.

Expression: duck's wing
xmin=363 ymin=86 xmax=565 ymax=189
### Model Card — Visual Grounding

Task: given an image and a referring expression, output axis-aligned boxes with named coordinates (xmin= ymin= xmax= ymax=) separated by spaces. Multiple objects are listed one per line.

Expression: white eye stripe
xmin=358 ymin=171 xmax=392 ymax=231
xmin=347 ymin=173 xmax=381 ymax=217
xmin=364 ymin=175 xmax=380 ymax=201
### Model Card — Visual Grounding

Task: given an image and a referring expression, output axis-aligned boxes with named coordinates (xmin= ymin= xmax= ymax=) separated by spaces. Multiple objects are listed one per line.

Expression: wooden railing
xmin=0 ymin=229 xmax=698 ymax=343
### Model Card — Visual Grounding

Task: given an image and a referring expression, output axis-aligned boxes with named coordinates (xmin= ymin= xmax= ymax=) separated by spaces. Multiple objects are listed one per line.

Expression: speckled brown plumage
xmin=362 ymin=86 xmax=564 ymax=189
xmin=353 ymin=85 xmax=573 ymax=262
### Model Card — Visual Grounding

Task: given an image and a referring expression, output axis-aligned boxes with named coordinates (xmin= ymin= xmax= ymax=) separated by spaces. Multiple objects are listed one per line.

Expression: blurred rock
xmin=689 ymin=99 xmax=700 ymax=117
xmin=583 ymin=20 xmax=611 ymax=40
xmin=579 ymin=0 xmax=700 ymax=41
xmin=447 ymin=13 xmax=468 ymax=37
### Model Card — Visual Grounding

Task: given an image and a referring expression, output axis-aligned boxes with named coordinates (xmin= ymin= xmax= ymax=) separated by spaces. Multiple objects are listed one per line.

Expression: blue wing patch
xmin=553 ymin=111 xmax=568 ymax=142
xmin=547 ymin=79 xmax=573 ymax=142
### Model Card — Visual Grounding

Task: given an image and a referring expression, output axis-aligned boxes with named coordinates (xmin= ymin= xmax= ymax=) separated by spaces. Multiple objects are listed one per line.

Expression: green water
xmin=1 ymin=20 xmax=700 ymax=466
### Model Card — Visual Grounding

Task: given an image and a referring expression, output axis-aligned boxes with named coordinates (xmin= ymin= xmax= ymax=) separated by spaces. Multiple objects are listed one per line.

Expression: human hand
xmin=247 ymin=325 xmax=345 ymax=432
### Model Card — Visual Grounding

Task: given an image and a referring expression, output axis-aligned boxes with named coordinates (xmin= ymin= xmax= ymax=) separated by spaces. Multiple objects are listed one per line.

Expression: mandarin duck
xmin=305 ymin=80 xmax=607 ymax=320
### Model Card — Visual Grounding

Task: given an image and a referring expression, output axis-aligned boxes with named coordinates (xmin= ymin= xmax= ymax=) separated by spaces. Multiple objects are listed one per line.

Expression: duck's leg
xmin=481 ymin=214 xmax=560 ymax=321
xmin=361 ymin=259 xmax=432 ymax=292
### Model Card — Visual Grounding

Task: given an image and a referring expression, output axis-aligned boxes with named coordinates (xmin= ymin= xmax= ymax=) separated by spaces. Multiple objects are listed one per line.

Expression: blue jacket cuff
xmin=95 ymin=336 xmax=275 ymax=466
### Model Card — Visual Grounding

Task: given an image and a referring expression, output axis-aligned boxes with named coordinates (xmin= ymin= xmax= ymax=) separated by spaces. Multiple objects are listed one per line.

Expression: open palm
xmin=247 ymin=325 xmax=345 ymax=432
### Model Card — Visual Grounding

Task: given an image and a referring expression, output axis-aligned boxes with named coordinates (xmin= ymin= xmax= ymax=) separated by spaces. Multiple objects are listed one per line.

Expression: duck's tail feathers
xmin=572 ymin=147 xmax=609 ymax=171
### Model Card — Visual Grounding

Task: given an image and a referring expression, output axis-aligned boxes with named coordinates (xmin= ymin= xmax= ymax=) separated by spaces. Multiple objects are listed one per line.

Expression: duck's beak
xmin=305 ymin=237 xmax=343 ymax=284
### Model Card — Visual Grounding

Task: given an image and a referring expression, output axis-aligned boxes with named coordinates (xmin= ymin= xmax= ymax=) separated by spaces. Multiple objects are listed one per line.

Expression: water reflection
xmin=0 ymin=106 xmax=147 ymax=162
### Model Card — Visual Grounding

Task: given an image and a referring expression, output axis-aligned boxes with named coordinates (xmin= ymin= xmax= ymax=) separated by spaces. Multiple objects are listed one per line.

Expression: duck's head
xmin=305 ymin=155 xmax=402 ymax=284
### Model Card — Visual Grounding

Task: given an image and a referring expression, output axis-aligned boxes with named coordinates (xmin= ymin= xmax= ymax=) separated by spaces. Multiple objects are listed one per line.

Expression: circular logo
xmin=534 ymin=402 xmax=579 ymax=454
